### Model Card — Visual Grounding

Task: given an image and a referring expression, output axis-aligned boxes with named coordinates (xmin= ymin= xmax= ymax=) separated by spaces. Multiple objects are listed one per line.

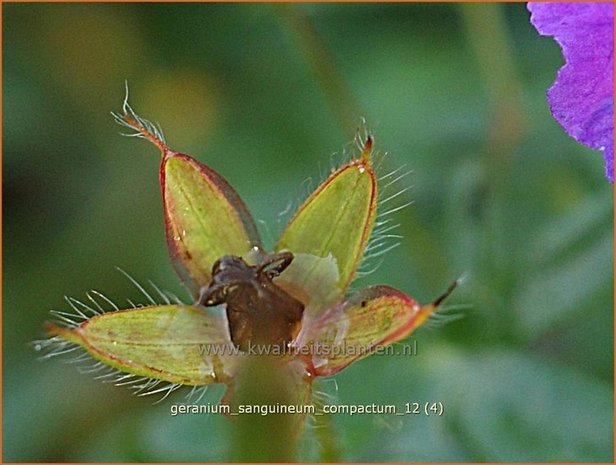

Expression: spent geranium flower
xmin=39 ymin=94 xmax=456 ymax=419
xmin=528 ymin=2 xmax=614 ymax=183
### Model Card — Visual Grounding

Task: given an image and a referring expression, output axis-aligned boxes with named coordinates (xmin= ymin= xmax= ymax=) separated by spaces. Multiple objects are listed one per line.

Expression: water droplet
xmin=112 ymin=341 xmax=118 ymax=346
xmin=358 ymin=164 xmax=366 ymax=174
xmin=181 ymin=229 xmax=187 ymax=237
xmin=174 ymin=235 xmax=181 ymax=241
xmin=34 ymin=344 xmax=42 ymax=351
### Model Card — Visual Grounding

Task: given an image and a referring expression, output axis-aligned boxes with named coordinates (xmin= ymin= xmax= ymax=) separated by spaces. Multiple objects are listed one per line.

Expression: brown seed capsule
xmin=196 ymin=252 xmax=305 ymax=352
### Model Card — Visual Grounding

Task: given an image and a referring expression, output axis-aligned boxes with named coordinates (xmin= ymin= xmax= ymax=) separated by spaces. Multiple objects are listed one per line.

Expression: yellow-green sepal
xmin=162 ymin=153 xmax=261 ymax=293
xmin=276 ymin=145 xmax=377 ymax=302
xmin=47 ymin=305 xmax=239 ymax=385
xmin=296 ymin=286 xmax=423 ymax=377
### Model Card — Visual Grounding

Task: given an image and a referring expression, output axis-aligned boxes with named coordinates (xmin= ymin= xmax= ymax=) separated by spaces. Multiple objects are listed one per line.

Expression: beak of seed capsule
xmin=414 ymin=279 xmax=459 ymax=327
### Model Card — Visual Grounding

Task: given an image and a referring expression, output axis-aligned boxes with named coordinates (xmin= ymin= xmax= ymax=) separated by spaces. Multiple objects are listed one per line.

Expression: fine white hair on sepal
xmin=116 ymin=266 xmax=157 ymax=306
xmin=302 ymin=377 xmax=339 ymax=434
xmin=131 ymin=377 xmax=162 ymax=395
xmin=86 ymin=292 xmax=106 ymax=313
xmin=378 ymin=163 xmax=413 ymax=184
xmin=67 ymin=351 xmax=93 ymax=365
xmin=38 ymin=278 xmax=173 ymax=343
xmin=164 ymin=290 xmax=185 ymax=305
xmin=78 ymin=360 xmax=107 ymax=374
xmin=149 ymin=280 xmax=171 ymax=305
xmin=34 ymin=338 xmax=81 ymax=359
xmin=374 ymin=412 xmax=404 ymax=433
xmin=35 ymin=272 xmax=196 ymax=403
xmin=362 ymin=242 xmax=401 ymax=262
xmin=110 ymin=81 xmax=166 ymax=148
xmin=94 ymin=365 xmax=124 ymax=381
xmin=138 ymin=382 xmax=184 ymax=404
xmin=423 ymin=274 xmax=469 ymax=330
xmin=91 ymin=373 xmax=185 ymax=404
xmin=277 ymin=119 xmax=379 ymax=240
xmin=456 ymin=271 xmax=471 ymax=287
xmin=65 ymin=295 xmax=100 ymax=317
xmin=70 ymin=353 xmax=189 ymax=404
xmin=185 ymin=385 xmax=210 ymax=404
xmin=310 ymin=378 xmax=339 ymax=413
xmin=330 ymin=117 xmax=375 ymax=171
xmin=90 ymin=289 xmax=119 ymax=311
xmin=376 ymin=201 xmax=415 ymax=219
xmin=49 ymin=310 xmax=82 ymax=328
xmin=257 ymin=218 xmax=276 ymax=250
xmin=424 ymin=303 xmax=470 ymax=330
xmin=112 ymin=374 xmax=141 ymax=387
xmin=352 ymin=139 xmax=415 ymax=288
xmin=355 ymin=257 xmax=385 ymax=278
xmin=354 ymin=116 xmax=372 ymax=153
xmin=274 ymin=175 xmax=315 ymax=239
xmin=113 ymin=267 xmax=188 ymax=308
xmin=379 ymin=185 xmax=412 ymax=206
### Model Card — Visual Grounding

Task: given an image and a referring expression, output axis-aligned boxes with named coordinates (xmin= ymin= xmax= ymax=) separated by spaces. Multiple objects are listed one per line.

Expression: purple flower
xmin=528 ymin=2 xmax=614 ymax=183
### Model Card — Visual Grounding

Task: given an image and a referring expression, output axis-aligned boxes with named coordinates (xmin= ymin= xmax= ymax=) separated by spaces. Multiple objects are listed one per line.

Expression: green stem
xmin=276 ymin=4 xmax=363 ymax=136
xmin=459 ymin=3 xmax=528 ymax=178
xmin=459 ymin=4 xmax=529 ymax=337
xmin=228 ymin=356 xmax=309 ymax=462
xmin=313 ymin=405 xmax=342 ymax=462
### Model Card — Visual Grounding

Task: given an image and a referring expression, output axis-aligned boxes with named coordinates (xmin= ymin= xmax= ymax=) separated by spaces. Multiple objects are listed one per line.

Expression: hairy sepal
xmin=47 ymin=304 xmax=239 ymax=385
xmin=162 ymin=153 xmax=262 ymax=293
xmin=295 ymin=286 xmax=426 ymax=377
xmin=276 ymin=153 xmax=377 ymax=301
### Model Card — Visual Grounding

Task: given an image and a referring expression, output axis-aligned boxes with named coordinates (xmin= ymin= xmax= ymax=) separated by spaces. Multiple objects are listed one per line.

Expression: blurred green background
xmin=3 ymin=3 xmax=613 ymax=462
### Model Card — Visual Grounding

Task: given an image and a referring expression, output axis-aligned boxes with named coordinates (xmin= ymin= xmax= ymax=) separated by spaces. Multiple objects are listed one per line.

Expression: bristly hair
xmin=273 ymin=119 xmax=381 ymax=241
xmin=356 ymin=130 xmax=414 ymax=285
xmin=34 ymin=269 xmax=199 ymax=403
xmin=424 ymin=274 xmax=470 ymax=330
xmin=272 ymin=119 xmax=413 ymax=287
xmin=110 ymin=81 xmax=167 ymax=150
xmin=305 ymin=377 xmax=339 ymax=433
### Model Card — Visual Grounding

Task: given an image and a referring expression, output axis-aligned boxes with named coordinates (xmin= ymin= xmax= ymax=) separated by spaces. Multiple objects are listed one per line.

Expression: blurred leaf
xmin=332 ymin=346 xmax=612 ymax=461
xmin=527 ymin=189 xmax=612 ymax=266
xmin=513 ymin=230 xmax=612 ymax=337
xmin=427 ymin=348 xmax=613 ymax=461
xmin=77 ymin=385 xmax=230 ymax=461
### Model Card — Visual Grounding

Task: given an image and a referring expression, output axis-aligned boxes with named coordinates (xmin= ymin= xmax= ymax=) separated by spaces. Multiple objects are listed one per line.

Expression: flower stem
xmin=458 ymin=3 xmax=528 ymax=174
xmin=276 ymin=4 xmax=363 ymax=136
xmin=313 ymin=405 xmax=341 ymax=462
xmin=228 ymin=356 xmax=310 ymax=462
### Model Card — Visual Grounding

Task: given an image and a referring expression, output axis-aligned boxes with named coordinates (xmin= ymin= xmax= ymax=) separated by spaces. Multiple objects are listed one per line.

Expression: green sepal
xmin=162 ymin=153 xmax=262 ymax=293
xmin=277 ymin=151 xmax=377 ymax=299
xmin=296 ymin=286 xmax=424 ymax=377
xmin=47 ymin=305 xmax=239 ymax=385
